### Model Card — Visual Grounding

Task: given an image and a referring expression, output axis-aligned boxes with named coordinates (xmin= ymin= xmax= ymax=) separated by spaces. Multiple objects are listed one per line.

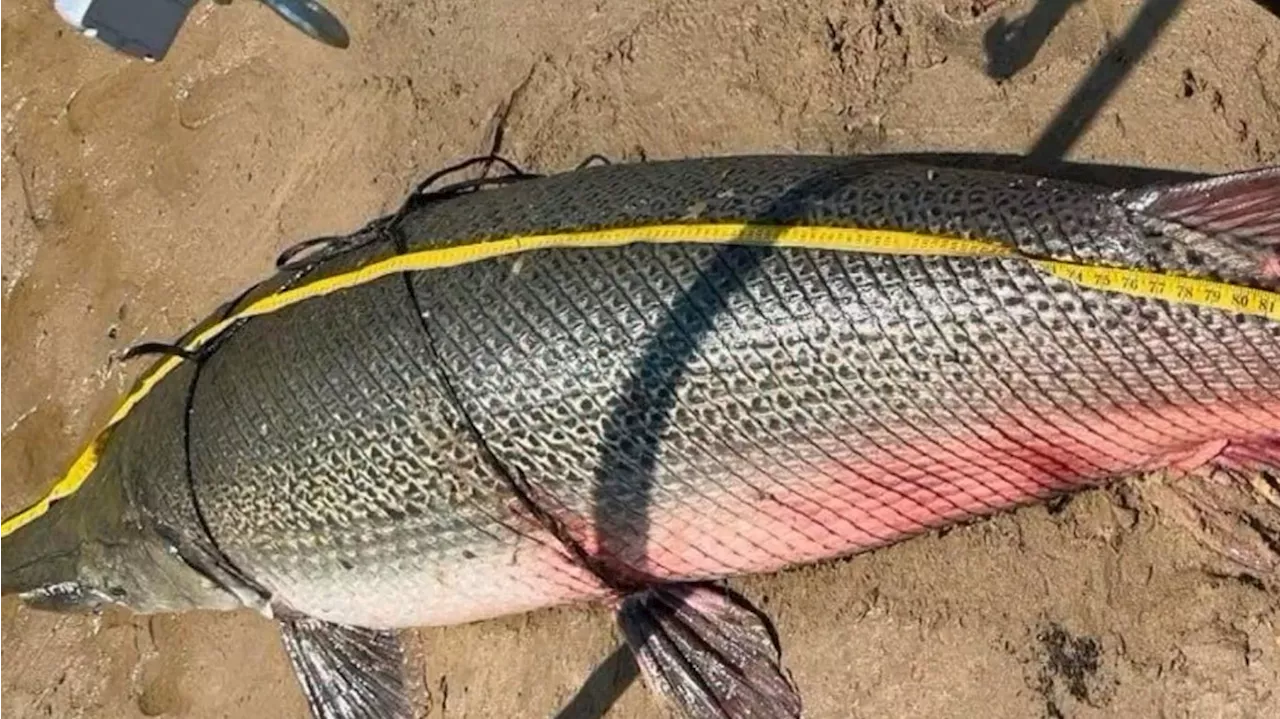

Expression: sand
xmin=2 ymin=0 xmax=1279 ymax=717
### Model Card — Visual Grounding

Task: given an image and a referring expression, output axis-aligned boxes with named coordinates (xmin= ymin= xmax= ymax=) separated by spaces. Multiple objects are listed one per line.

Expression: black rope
xmin=106 ymin=152 xmax=555 ymax=610
xmin=272 ymin=153 xmax=541 ymax=273
xmin=274 ymin=234 xmax=351 ymax=269
xmin=178 ymin=341 xmax=273 ymax=605
xmin=406 ymin=154 xmax=538 ymax=198
xmin=384 ymin=216 xmax=632 ymax=592
xmin=121 ymin=154 xmax=539 ymax=383
xmin=575 ymin=153 xmax=613 ymax=170
xmin=121 ymin=261 xmax=309 ymax=365
xmin=122 ymin=342 xmax=202 ymax=362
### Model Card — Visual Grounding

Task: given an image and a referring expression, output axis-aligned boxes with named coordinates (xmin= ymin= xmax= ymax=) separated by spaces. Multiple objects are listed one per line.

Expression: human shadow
xmin=985 ymin=0 xmax=1082 ymax=80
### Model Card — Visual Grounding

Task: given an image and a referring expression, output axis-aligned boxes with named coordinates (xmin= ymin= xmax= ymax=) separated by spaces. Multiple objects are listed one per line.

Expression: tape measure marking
xmin=3 ymin=221 xmax=1275 ymax=538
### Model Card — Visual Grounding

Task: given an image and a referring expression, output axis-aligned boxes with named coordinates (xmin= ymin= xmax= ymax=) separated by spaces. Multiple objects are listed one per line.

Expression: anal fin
xmin=278 ymin=614 xmax=412 ymax=719
xmin=1169 ymin=474 xmax=1280 ymax=586
xmin=1161 ymin=441 xmax=1280 ymax=588
xmin=617 ymin=583 xmax=801 ymax=719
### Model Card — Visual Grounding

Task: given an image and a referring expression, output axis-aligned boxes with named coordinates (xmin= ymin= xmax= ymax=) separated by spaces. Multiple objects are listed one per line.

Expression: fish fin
xmin=1160 ymin=443 xmax=1280 ymax=588
xmin=1126 ymin=167 xmax=1280 ymax=243
xmin=278 ymin=614 xmax=412 ymax=719
xmin=1123 ymin=167 xmax=1280 ymax=278
xmin=617 ymin=583 xmax=801 ymax=719
xmin=1168 ymin=473 xmax=1280 ymax=586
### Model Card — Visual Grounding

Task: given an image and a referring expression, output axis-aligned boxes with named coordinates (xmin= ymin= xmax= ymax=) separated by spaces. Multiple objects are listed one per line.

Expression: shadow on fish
xmin=53 ymin=0 xmax=348 ymax=62
xmin=3 ymin=153 xmax=1279 ymax=718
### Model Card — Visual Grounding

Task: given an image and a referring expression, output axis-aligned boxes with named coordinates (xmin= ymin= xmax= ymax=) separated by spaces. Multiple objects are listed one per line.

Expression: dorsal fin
xmin=1125 ymin=166 xmax=1280 ymax=245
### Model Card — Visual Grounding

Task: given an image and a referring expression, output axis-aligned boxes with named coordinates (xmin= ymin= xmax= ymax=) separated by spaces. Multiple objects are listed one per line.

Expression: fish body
xmin=4 ymin=155 xmax=1278 ymax=719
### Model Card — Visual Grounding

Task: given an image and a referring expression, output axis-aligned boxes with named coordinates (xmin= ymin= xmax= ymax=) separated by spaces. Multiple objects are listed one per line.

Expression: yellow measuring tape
xmin=1035 ymin=261 xmax=1279 ymax=317
xmin=3 ymin=221 xmax=1277 ymax=538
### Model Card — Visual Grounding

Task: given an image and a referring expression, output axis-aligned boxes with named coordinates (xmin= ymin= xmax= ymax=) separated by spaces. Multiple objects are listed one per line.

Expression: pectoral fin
xmin=617 ymin=583 xmax=801 ymax=719
xmin=278 ymin=614 xmax=411 ymax=719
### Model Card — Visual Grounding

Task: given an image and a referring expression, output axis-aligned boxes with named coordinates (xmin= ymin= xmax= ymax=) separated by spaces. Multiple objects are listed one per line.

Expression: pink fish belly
xmin=629 ymin=396 xmax=1280 ymax=579
xmin=411 ymin=396 xmax=1278 ymax=627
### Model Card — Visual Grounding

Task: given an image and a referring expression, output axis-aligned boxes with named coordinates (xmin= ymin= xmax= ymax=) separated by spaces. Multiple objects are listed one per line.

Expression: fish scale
xmin=244 ymin=158 xmax=1280 ymax=622
xmin=171 ymin=225 xmax=1280 ymax=628
xmin=4 ymin=155 xmax=1278 ymax=719
xmin=421 ymin=244 xmax=1275 ymax=583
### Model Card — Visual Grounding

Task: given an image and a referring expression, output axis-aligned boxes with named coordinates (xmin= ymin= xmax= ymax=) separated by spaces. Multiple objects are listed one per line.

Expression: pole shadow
xmin=552 ymin=643 xmax=641 ymax=719
xmin=1028 ymin=0 xmax=1186 ymax=161
xmin=548 ymin=163 xmax=866 ymax=717
xmin=553 ymin=1 xmax=1192 ymax=716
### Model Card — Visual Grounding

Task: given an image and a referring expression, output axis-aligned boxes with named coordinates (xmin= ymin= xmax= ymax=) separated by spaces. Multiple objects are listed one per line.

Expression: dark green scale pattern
xmin=107 ymin=156 xmax=1279 ymax=627
xmin=416 ymin=243 xmax=1278 ymax=579
xmin=392 ymin=156 xmax=1203 ymax=277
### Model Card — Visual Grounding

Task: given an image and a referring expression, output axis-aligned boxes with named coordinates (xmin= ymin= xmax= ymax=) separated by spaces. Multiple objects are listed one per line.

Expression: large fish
xmin=3 ymin=155 xmax=1278 ymax=719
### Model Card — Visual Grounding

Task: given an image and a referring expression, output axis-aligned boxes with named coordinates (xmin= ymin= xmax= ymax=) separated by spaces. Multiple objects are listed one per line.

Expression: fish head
xmin=27 ymin=529 xmax=242 ymax=616
xmin=2 ymin=469 xmax=244 ymax=615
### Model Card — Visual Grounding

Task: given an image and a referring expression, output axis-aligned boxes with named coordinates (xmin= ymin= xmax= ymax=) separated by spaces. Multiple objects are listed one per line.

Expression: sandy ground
xmin=2 ymin=0 xmax=1280 ymax=717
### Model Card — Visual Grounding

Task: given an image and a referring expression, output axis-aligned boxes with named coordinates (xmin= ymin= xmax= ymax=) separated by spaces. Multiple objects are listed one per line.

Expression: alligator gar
xmin=3 ymin=155 xmax=1278 ymax=719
